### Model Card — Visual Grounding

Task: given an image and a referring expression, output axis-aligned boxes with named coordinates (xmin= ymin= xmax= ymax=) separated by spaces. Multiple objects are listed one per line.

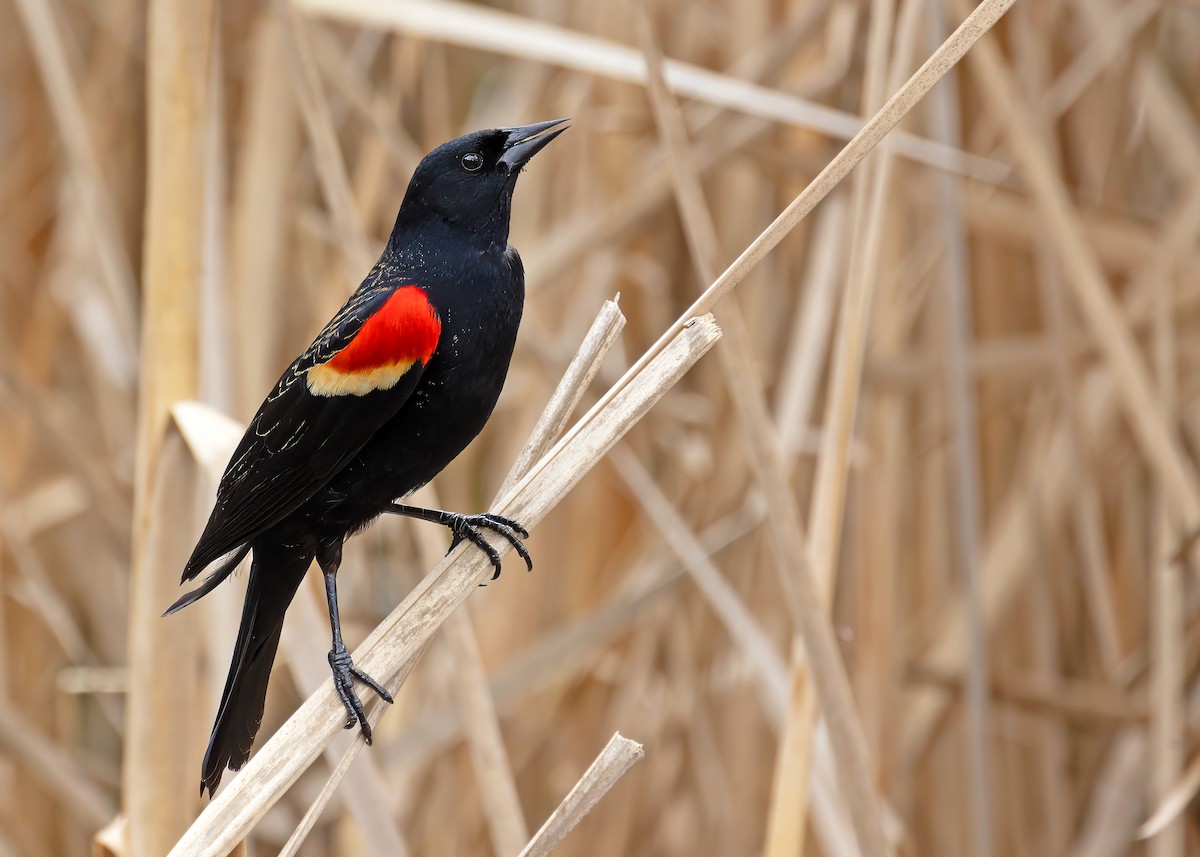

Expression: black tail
xmin=163 ymin=545 xmax=251 ymax=617
xmin=200 ymin=538 xmax=311 ymax=797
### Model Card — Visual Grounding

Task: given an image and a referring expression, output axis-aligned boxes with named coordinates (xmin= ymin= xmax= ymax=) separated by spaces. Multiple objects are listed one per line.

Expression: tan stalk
xmin=516 ymin=733 xmax=644 ymax=857
xmin=122 ymin=2 xmax=214 ymax=854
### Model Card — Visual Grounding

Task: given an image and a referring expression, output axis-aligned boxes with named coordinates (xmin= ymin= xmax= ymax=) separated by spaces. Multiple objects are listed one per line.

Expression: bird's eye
xmin=461 ymin=152 xmax=484 ymax=172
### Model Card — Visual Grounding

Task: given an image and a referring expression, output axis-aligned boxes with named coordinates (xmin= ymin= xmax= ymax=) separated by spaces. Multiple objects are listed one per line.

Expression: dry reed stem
xmin=609 ymin=449 xmax=871 ymax=853
xmin=307 ymin=28 xmax=424 ymax=173
xmin=126 ymin=430 xmax=206 ymax=855
xmin=93 ymin=816 xmax=128 ymax=857
xmin=166 ymin=314 xmax=721 ymax=855
xmin=783 ymin=0 xmax=907 ymax=844
xmin=437 ymin=299 xmax=624 ymax=857
xmin=277 ymin=731 xmax=374 ymax=857
xmin=441 ymin=609 xmax=529 ymax=856
xmin=1139 ymin=750 xmax=1200 ymax=840
xmin=633 ymin=0 xmax=803 ymax=623
xmin=403 ymin=466 xmax=518 ymax=849
xmin=516 ymin=733 xmax=644 ymax=857
xmin=1036 ymin=247 xmax=1124 ymax=678
xmin=1147 ymin=56 xmax=1186 ymax=854
xmin=770 ymin=0 xmax=923 ymax=851
xmin=123 ymin=2 xmax=214 ymax=853
xmin=925 ymin=4 xmax=992 ymax=854
xmin=963 ymin=186 xmax=1200 ymax=276
xmin=1040 ymin=0 xmax=1158 ymax=118
xmin=228 ymin=13 xmax=298 ymax=414
xmin=293 ymin=0 xmax=1008 ymax=183
xmin=1150 ymin=438 xmax=1185 ymax=854
xmin=1068 ymin=731 xmax=1147 ymax=857
xmin=499 ymin=300 xmax=627 ymax=497
xmin=905 ymin=664 xmax=1149 ymax=724
xmin=773 ymin=197 xmax=848 ymax=456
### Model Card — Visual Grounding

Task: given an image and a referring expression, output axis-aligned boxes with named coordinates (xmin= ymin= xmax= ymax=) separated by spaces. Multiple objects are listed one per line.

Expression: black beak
xmin=499 ymin=118 xmax=569 ymax=172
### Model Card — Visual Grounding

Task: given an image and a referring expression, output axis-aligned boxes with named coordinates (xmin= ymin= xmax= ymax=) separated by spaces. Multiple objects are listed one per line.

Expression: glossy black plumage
xmin=169 ymin=120 xmax=566 ymax=797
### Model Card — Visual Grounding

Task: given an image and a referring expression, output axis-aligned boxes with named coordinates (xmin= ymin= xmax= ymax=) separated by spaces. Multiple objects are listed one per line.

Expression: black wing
xmin=182 ymin=274 xmax=430 ymax=580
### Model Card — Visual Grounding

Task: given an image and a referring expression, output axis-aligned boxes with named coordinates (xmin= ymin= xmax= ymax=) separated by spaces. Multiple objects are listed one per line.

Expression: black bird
xmin=167 ymin=119 xmax=567 ymax=797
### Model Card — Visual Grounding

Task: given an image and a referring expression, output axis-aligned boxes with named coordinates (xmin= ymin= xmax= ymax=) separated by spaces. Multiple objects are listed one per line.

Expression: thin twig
xmin=516 ymin=733 xmax=644 ymax=857
xmin=927 ymin=3 xmax=992 ymax=854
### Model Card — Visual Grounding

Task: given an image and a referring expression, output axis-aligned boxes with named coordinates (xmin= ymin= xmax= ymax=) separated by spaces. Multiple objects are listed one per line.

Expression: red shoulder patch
xmin=329 ymin=285 xmax=440 ymax=372
xmin=307 ymin=286 xmax=441 ymax=397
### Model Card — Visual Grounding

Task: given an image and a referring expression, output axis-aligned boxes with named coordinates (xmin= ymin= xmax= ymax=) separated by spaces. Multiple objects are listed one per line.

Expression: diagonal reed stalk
xmin=516 ymin=733 xmax=644 ymax=857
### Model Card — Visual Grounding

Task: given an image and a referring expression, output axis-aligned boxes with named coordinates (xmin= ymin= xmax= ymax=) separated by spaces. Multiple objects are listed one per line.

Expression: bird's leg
xmin=317 ymin=538 xmax=393 ymax=742
xmin=384 ymin=503 xmax=532 ymax=581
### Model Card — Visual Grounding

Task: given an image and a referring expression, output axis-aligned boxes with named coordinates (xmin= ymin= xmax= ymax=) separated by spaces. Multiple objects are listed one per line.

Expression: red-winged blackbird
xmin=167 ymin=119 xmax=567 ymax=797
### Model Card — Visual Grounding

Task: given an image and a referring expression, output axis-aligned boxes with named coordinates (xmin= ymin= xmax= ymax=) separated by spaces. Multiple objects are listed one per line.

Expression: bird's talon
xmin=481 ymin=513 xmax=529 ymax=538
xmin=388 ymin=505 xmax=533 ymax=580
xmin=328 ymin=646 xmax=389 ymax=740
xmin=446 ymin=513 xmax=531 ymax=581
xmin=351 ymin=666 xmax=394 ymax=704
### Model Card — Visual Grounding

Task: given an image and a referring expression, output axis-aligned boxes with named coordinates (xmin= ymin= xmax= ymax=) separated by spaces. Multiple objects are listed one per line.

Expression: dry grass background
xmin=2 ymin=0 xmax=1200 ymax=854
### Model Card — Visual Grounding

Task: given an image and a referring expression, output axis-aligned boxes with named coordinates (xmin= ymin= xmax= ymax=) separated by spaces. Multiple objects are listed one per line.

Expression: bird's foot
xmin=327 ymin=645 xmax=393 ymax=742
xmin=445 ymin=513 xmax=533 ymax=582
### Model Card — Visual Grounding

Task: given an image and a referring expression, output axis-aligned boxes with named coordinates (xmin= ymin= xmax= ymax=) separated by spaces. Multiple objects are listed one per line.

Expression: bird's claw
xmin=350 ymin=664 xmax=394 ymax=704
xmin=445 ymin=513 xmax=533 ymax=582
xmin=328 ymin=646 xmax=392 ymax=743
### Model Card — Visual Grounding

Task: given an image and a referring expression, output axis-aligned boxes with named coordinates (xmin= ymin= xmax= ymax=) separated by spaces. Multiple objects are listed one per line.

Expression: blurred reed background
xmin=2 ymin=0 xmax=1199 ymax=854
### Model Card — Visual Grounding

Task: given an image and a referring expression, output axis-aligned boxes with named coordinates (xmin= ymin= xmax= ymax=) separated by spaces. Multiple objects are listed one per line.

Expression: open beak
xmin=499 ymin=118 xmax=569 ymax=172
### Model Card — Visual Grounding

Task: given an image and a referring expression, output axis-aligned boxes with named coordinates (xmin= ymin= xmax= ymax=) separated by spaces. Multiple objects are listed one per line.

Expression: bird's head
xmin=395 ymin=119 xmax=568 ymax=247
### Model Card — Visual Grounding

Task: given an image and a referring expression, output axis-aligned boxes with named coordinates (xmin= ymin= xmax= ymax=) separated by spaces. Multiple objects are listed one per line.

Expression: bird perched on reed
xmin=167 ymin=119 xmax=567 ymax=796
